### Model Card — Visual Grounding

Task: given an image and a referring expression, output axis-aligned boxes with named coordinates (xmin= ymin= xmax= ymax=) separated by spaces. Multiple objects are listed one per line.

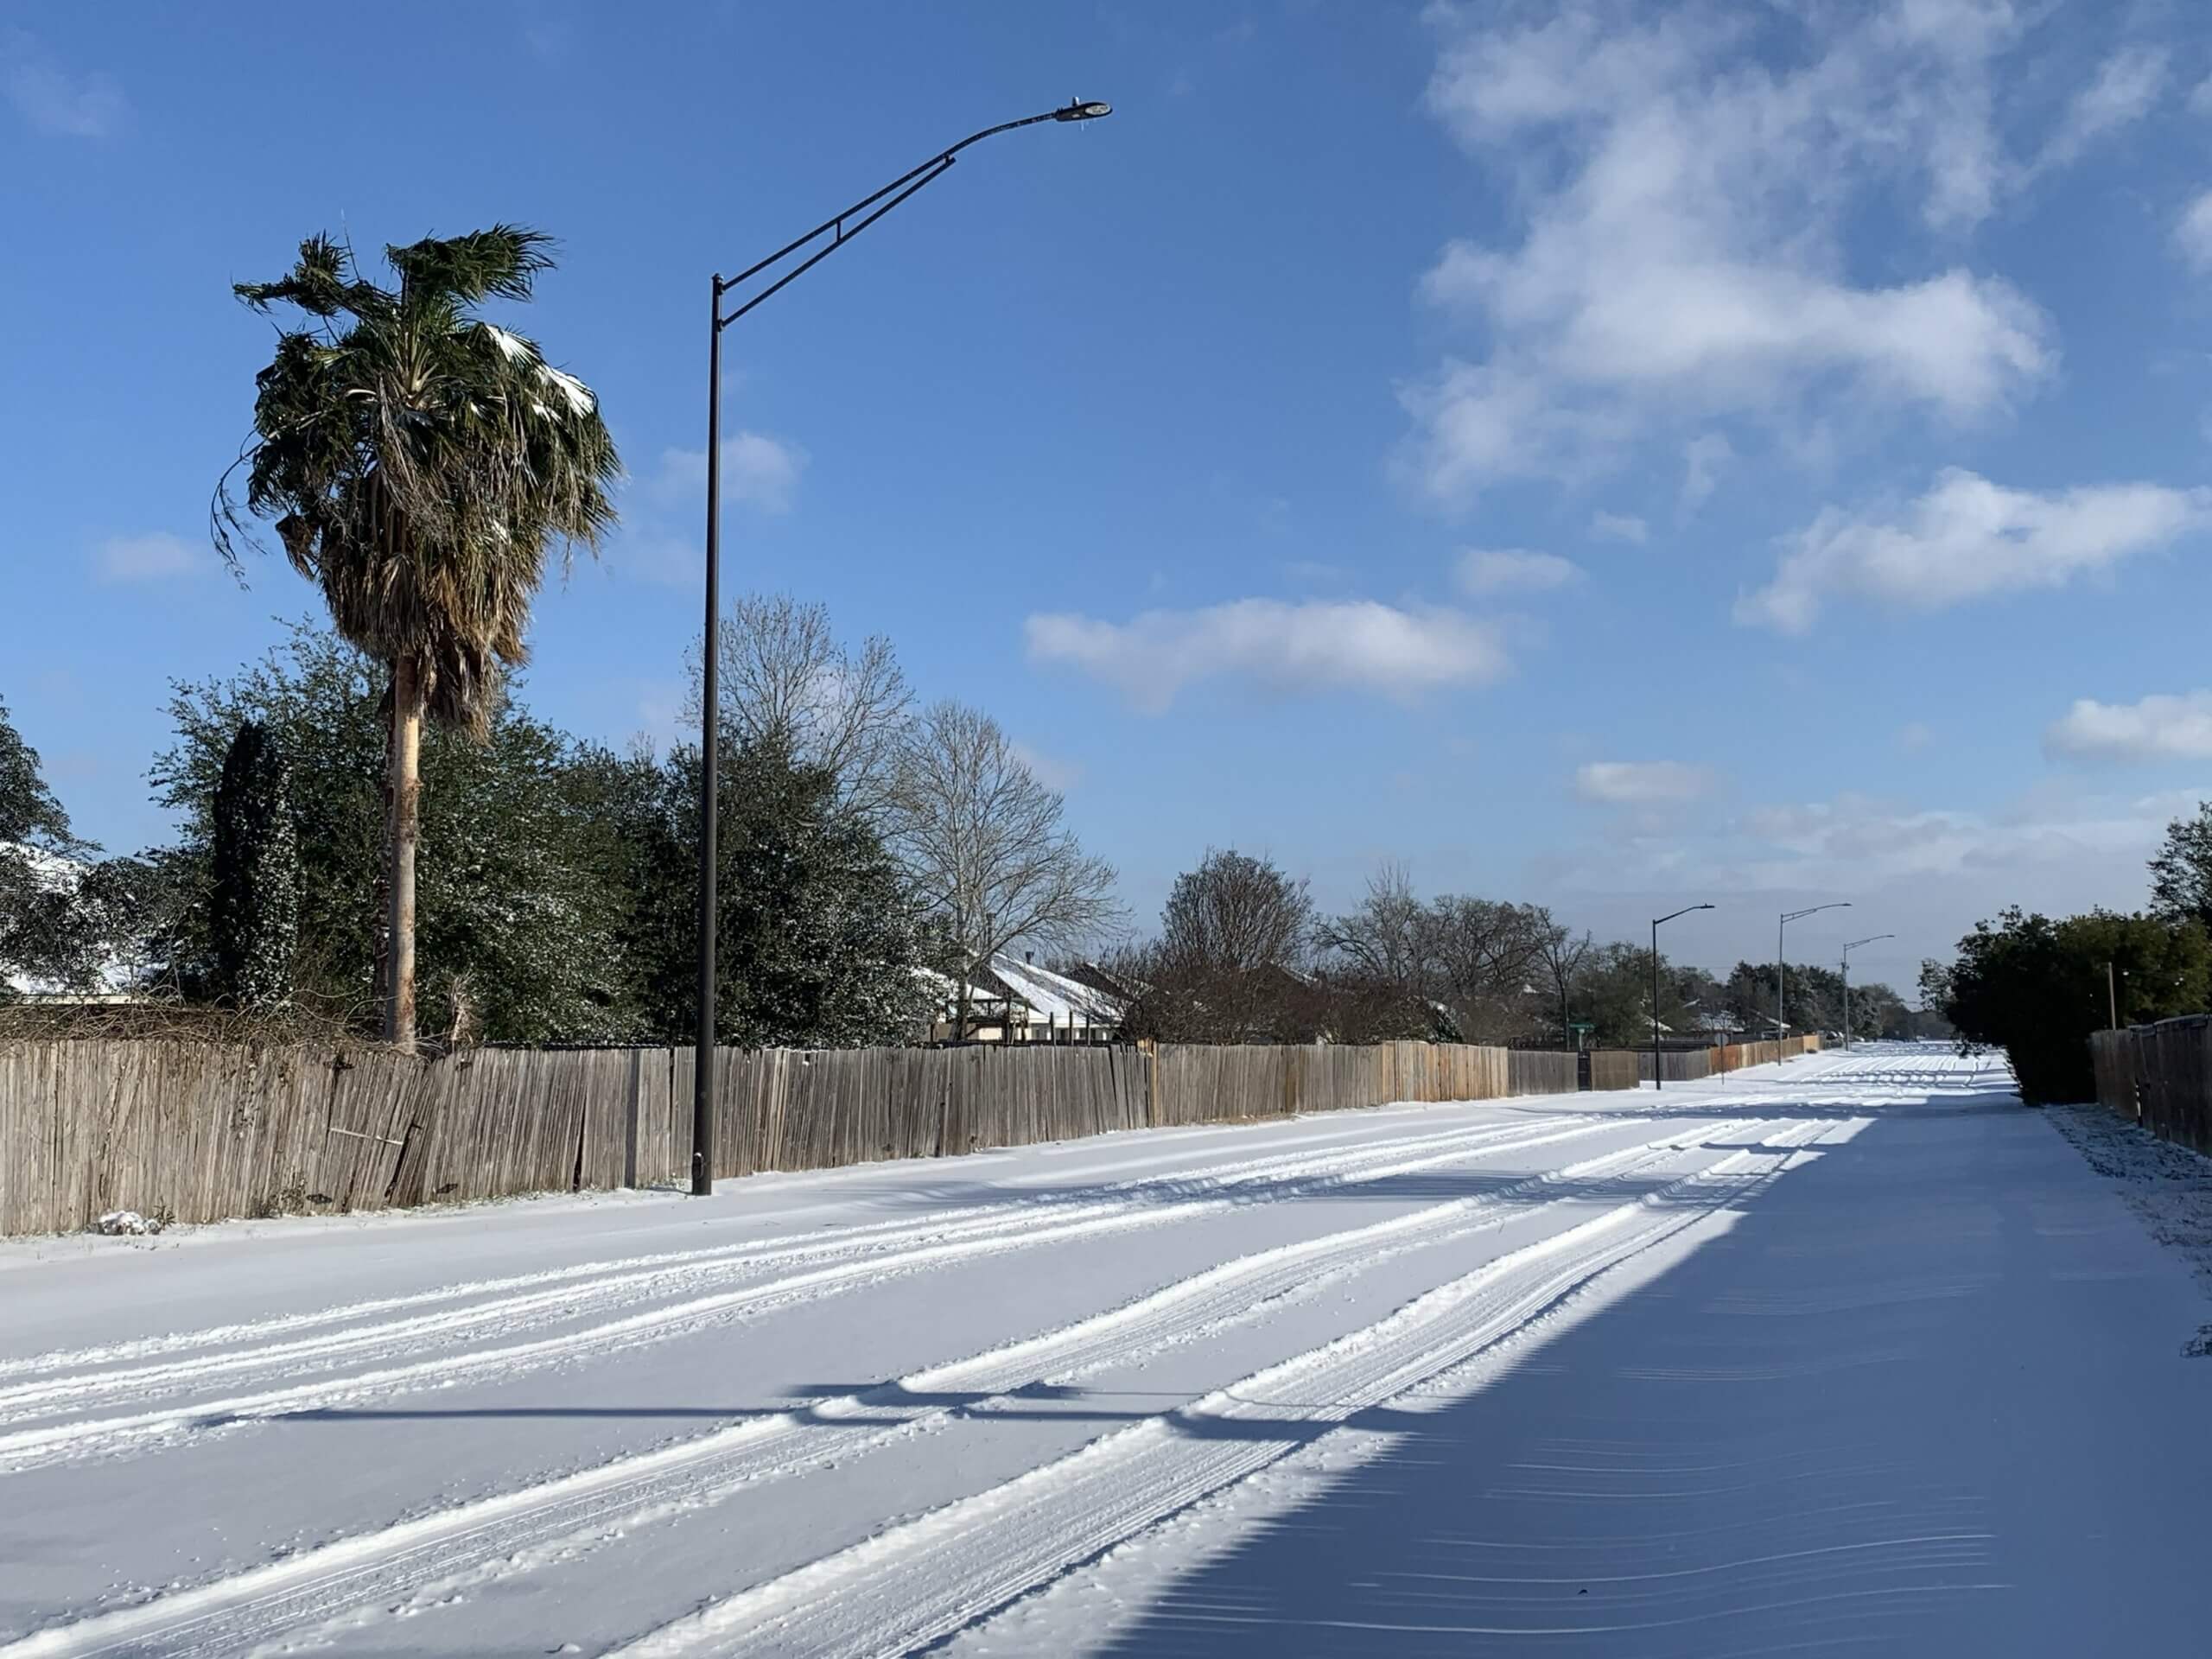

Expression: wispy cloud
xmin=2176 ymin=190 xmax=2212 ymax=274
xmin=2037 ymin=45 xmax=2167 ymax=171
xmin=614 ymin=430 xmax=807 ymax=582
xmin=1455 ymin=548 xmax=1581 ymax=594
xmin=1590 ymin=511 xmax=1646 ymax=545
xmin=1575 ymin=761 xmax=1713 ymax=805
xmin=1737 ymin=468 xmax=2211 ymax=633
xmin=1011 ymin=740 xmax=1084 ymax=793
xmin=2047 ymin=691 xmax=2212 ymax=763
xmin=647 ymin=432 xmax=806 ymax=516
xmin=1680 ymin=433 xmax=1732 ymax=512
xmin=3 ymin=30 xmax=125 ymax=137
xmin=1025 ymin=598 xmax=1508 ymax=714
xmin=94 ymin=532 xmax=201 ymax=583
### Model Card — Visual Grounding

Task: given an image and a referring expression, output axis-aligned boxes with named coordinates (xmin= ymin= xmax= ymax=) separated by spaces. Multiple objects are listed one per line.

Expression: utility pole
xmin=2108 ymin=961 xmax=2119 ymax=1032
xmin=688 ymin=99 xmax=1113 ymax=1197
xmin=1650 ymin=904 xmax=1715 ymax=1090
xmin=1840 ymin=934 xmax=1894 ymax=1052
xmin=1778 ymin=902 xmax=1849 ymax=1058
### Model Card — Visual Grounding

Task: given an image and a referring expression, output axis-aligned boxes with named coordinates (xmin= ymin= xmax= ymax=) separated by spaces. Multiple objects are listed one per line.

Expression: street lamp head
xmin=1056 ymin=99 xmax=1114 ymax=121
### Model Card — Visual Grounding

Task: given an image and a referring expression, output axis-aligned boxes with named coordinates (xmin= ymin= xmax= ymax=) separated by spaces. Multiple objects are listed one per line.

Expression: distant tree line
xmin=1099 ymin=850 xmax=1920 ymax=1052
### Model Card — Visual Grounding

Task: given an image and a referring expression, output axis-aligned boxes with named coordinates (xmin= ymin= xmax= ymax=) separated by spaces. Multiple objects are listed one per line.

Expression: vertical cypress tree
xmin=211 ymin=719 xmax=299 ymax=1009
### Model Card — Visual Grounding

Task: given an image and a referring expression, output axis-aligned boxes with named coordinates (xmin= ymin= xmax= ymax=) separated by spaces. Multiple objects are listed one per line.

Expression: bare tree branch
xmin=887 ymin=700 xmax=1122 ymax=1038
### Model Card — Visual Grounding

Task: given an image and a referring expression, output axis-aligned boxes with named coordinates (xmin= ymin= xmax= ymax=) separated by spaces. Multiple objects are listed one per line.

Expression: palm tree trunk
xmin=385 ymin=653 xmax=423 ymax=1052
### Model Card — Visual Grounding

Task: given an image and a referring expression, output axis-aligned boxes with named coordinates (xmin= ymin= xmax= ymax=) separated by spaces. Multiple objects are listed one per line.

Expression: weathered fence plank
xmin=2 ymin=1036 xmax=1627 ymax=1236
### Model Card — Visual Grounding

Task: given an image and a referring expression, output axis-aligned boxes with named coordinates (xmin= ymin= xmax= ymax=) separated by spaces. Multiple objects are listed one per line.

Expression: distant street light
xmin=1651 ymin=904 xmax=1715 ymax=1091
xmin=689 ymin=99 xmax=1114 ymax=1197
xmin=1840 ymin=933 xmax=1894 ymax=1051
xmin=1777 ymin=902 xmax=1849 ymax=1061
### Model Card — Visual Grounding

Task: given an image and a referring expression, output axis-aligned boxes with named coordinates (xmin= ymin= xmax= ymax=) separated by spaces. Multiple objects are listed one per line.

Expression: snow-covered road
xmin=3 ymin=1046 xmax=2209 ymax=1656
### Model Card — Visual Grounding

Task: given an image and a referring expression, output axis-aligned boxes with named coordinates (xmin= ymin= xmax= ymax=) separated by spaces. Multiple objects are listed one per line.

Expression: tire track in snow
xmin=0 ymin=1120 xmax=1778 ymax=1658
xmin=0 ymin=1109 xmax=1578 ymax=1389
xmin=601 ymin=1120 xmax=1839 ymax=1659
xmin=0 ymin=1113 xmax=1643 ymax=1469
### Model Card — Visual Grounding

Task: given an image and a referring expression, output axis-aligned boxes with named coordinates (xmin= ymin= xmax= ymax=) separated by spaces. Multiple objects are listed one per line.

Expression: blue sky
xmin=6 ymin=0 xmax=2212 ymax=994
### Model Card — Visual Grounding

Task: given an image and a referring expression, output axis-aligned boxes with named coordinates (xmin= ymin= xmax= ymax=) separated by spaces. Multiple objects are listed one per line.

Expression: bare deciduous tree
xmin=1127 ymin=849 xmax=1319 ymax=1042
xmin=888 ymin=700 xmax=1121 ymax=1039
xmin=696 ymin=594 xmax=912 ymax=822
xmin=1321 ymin=866 xmax=1556 ymax=1042
xmin=1322 ymin=861 xmax=1426 ymax=999
xmin=1534 ymin=913 xmax=1593 ymax=1043
xmin=1427 ymin=896 xmax=1550 ymax=1041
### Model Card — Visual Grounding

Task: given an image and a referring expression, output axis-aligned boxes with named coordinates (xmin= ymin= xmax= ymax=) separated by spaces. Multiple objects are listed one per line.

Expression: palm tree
xmin=219 ymin=227 xmax=619 ymax=1050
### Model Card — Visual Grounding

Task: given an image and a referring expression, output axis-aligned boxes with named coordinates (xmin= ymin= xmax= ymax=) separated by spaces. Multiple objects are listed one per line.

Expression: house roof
xmin=986 ymin=954 xmax=1126 ymax=1025
xmin=914 ymin=955 xmax=1129 ymax=1027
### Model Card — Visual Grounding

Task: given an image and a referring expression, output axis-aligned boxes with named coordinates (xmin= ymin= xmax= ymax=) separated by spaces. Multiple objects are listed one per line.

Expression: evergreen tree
xmin=154 ymin=625 xmax=645 ymax=1041
xmin=210 ymin=720 xmax=300 ymax=1009
xmin=1940 ymin=907 xmax=2209 ymax=1103
xmin=2149 ymin=801 xmax=2212 ymax=931
xmin=632 ymin=738 xmax=940 ymax=1048
xmin=2 ymin=696 xmax=82 ymax=996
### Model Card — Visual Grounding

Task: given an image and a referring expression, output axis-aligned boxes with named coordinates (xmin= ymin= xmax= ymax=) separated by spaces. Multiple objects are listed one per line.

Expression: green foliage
xmin=1941 ymin=907 xmax=2210 ymax=1103
xmin=621 ymin=739 xmax=941 ymax=1049
xmin=149 ymin=626 xmax=938 ymax=1048
xmin=0 ymin=698 xmax=169 ymax=1000
xmin=155 ymin=625 xmax=643 ymax=1041
xmin=2149 ymin=801 xmax=2212 ymax=931
xmin=210 ymin=721 xmax=300 ymax=1009
xmin=1 ymin=696 xmax=75 ymax=853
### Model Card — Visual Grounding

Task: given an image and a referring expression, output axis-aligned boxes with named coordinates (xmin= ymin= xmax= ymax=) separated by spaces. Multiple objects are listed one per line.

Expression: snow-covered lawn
xmin=2 ymin=1046 xmax=2207 ymax=1656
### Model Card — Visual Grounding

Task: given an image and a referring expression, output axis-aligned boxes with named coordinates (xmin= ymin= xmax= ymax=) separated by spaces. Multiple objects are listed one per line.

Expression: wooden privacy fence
xmin=1637 ymin=1035 xmax=1823 ymax=1084
xmin=3 ymin=1034 xmax=1675 ymax=1237
xmin=2089 ymin=1020 xmax=2211 ymax=1154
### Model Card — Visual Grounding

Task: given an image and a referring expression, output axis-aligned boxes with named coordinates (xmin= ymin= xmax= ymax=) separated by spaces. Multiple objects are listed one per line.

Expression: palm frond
xmin=217 ymin=224 xmax=618 ymax=739
xmin=384 ymin=225 xmax=555 ymax=304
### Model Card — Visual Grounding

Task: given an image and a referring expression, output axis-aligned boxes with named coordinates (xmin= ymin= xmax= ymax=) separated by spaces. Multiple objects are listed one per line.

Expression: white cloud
xmin=1590 ymin=511 xmax=1646 ymax=544
xmin=1024 ymin=598 xmax=1509 ymax=715
xmin=1737 ymin=467 xmax=2212 ymax=633
xmin=2039 ymin=45 xmax=2167 ymax=170
xmin=1402 ymin=3 xmax=2056 ymax=502
xmin=1680 ymin=433 xmax=1733 ymax=512
xmin=2176 ymin=191 xmax=2212 ymax=275
xmin=2046 ymin=691 xmax=2212 ymax=762
xmin=1010 ymin=741 xmax=1084 ymax=793
xmin=2192 ymin=75 xmax=2212 ymax=118
xmin=3 ymin=30 xmax=125 ymax=137
xmin=1575 ymin=760 xmax=1714 ymax=805
xmin=1899 ymin=721 xmax=1934 ymax=752
xmin=649 ymin=432 xmax=806 ymax=516
xmin=1455 ymin=548 xmax=1582 ymax=594
xmin=94 ymin=532 xmax=200 ymax=582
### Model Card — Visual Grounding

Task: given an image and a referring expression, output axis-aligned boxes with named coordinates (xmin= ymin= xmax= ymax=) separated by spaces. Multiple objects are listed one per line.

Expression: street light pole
xmin=1650 ymin=904 xmax=1715 ymax=1090
xmin=1777 ymin=902 xmax=1849 ymax=1063
xmin=1839 ymin=933 xmax=1894 ymax=1051
xmin=690 ymin=99 xmax=1114 ymax=1198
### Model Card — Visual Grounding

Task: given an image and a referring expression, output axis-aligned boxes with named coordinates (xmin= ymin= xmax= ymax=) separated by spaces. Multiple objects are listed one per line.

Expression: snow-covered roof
xmin=1 ymin=839 xmax=140 ymax=999
xmin=986 ymin=954 xmax=1125 ymax=1027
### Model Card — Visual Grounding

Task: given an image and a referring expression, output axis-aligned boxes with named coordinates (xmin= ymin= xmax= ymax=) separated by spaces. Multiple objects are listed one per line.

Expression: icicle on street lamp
xmin=1650 ymin=905 xmax=1714 ymax=1091
xmin=1777 ymin=902 xmax=1849 ymax=1061
xmin=1840 ymin=934 xmax=1893 ymax=1051
xmin=690 ymin=99 xmax=1113 ymax=1197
